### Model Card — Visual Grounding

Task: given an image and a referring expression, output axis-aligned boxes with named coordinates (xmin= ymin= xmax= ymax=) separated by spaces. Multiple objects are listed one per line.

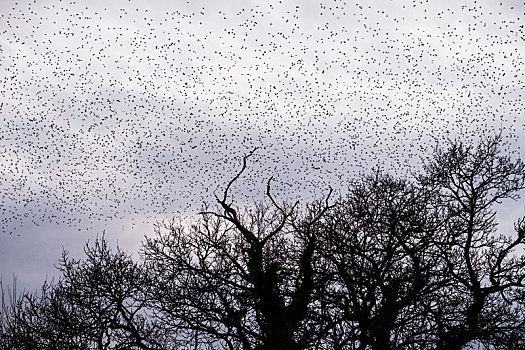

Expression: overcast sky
xmin=1 ymin=0 xmax=524 ymax=292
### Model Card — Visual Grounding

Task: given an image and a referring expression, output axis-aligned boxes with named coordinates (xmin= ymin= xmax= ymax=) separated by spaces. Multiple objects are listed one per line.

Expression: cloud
xmin=1 ymin=0 xmax=524 ymax=291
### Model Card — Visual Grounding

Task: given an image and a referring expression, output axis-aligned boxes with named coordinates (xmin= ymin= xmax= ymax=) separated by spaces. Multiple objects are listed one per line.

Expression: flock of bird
xmin=0 ymin=0 xmax=523 ymax=237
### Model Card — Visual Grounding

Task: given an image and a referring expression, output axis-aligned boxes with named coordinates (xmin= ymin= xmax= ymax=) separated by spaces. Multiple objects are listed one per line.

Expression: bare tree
xmin=418 ymin=133 xmax=525 ymax=350
xmin=142 ymin=148 xmax=334 ymax=349
xmin=318 ymin=171 xmax=441 ymax=350
xmin=0 ymin=236 xmax=168 ymax=350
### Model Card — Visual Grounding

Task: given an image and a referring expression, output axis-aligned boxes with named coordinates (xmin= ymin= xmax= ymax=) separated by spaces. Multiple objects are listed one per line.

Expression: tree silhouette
xmin=317 ymin=171 xmax=442 ymax=349
xmin=418 ymin=134 xmax=525 ymax=349
xmin=142 ymin=148 xmax=334 ymax=349
xmin=1 ymin=135 xmax=525 ymax=349
xmin=1 ymin=238 xmax=168 ymax=350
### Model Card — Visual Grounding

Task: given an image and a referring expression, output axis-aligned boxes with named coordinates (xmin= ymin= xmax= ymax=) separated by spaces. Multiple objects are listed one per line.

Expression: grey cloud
xmin=1 ymin=0 xmax=524 ymax=292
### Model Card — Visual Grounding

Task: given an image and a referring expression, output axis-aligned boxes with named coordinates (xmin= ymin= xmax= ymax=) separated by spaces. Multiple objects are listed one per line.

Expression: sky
xmin=1 ymin=0 xmax=524 ymax=292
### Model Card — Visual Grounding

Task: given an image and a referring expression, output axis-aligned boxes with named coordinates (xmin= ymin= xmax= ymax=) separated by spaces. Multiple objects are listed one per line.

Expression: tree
xmin=418 ymin=134 xmax=525 ymax=349
xmin=317 ymin=171 xmax=442 ymax=350
xmin=0 ymin=236 xmax=169 ymax=350
xmin=2 ymin=135 xmax=525 ymax=349
xmin=141 ymin=148 xmax=334 ymax=349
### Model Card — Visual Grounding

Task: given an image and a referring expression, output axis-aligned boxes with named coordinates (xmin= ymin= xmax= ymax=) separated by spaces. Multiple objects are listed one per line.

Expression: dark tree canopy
xmin=2 ymin=135 xmax=525 ymax=349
